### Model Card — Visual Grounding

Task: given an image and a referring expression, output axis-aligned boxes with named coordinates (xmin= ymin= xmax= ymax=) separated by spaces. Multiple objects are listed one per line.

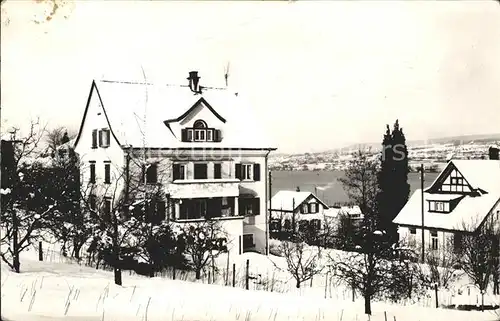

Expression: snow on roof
xmin=451 ymin=160 xmax=500 ymax=193
xmin=93 ymin=80 xmax=275 ymax=149
xmin=324 ymin=205 xmax=363 ymax=218
xmin=393 ymin=189 xmax=499 ymax=232
xmin=270 ymin=190 xmax=328 ymax=212
xmin=394 ymin=160 xmax=500 ymax=232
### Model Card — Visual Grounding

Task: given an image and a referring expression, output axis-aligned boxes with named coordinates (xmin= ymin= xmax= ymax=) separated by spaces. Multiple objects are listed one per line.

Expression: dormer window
xmin=181 ymin=119 xmax=221 ymax=142
xmin=428 ymin=200 xmax=450 ymax=213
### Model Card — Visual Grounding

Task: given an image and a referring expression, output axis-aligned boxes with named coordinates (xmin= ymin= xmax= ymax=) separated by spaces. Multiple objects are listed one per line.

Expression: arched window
xmin=193 ymin=120 xmax=207 ymax=128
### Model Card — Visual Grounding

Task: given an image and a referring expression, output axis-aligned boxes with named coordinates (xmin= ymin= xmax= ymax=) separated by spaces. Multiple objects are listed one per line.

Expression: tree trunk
xmin=12 ymin=210 xmax=20 ymax=273
xmin=74 ymin=243 xmax=82 ymax=261
xmin=296 ymin=279 xmax=301 ymax=288
xmin=481 ymin=292 xmax=484 ymax=312
xmin=195 ymin=269 xmax=201 ymax=280
xmin=364 ymin=294 xmax=371 ymax=315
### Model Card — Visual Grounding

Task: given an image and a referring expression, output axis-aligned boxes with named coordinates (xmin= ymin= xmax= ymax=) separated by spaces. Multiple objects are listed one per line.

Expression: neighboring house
xmin=393 ymin=159 xmax=500 ymax=255
xmin=323 ymin=205 xmax=364 ymax=225
xmin=269 ymin=190 xmax=329 ymax=233
xmin=73 ymin=71 xmax=276 ymax=257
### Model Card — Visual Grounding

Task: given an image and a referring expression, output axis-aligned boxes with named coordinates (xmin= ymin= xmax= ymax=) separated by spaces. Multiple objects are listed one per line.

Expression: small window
xmin=243 ymin=234 xmax=254 ymax=249
xmin=194 ymin=163 xmax=207 ymax=179
xmin=104 ymin=163 xmax=111 ymax=184
xmin=409 ymin=227 xmax=416 ymax=235
xmin=89 ymin=162 xmax=96 ymax=183
xmin=206 ymin=129 xmax=213 ymax=142
xmin=241 ymin=164 xmax=252 ymax=180
xmin=99 ymin=129 xmax=110 ymax=148
xmin=193 ymin=120 xmax=207 ymax=128
xmin=173 ymin=163 xmax=186 ymax=180
xmin=145 ymin=164 xmax=158 ymax=184
xmin=309 ymin=203 xmax=318 ymax=213
xmin=430 ymin=230 xmax=438 ymax=250
xmin=103 ymin=197 xmax=112 ymax=220
xmin=214 ymin=163 xmax=222 ymax=179
xmin=301 ymin=203 xmax=309 ymax=214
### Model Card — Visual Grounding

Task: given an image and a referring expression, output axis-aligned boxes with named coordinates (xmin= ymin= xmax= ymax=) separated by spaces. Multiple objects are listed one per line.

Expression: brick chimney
xmin=489 ymin=146 xmax=499 ymax=160
xmin=187 ymin=71 xmax=201 ymax=93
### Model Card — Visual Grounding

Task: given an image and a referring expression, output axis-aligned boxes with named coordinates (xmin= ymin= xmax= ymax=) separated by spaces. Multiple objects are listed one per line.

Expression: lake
xmin=271 ymin=170 xmax=440 ymax=205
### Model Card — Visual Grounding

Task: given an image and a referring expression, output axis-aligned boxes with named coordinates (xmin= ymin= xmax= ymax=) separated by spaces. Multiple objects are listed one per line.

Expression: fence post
xmin=232 ymin=263 xmax=236 ymax=287
xmin=324 ymin=272 xmax=328 ymax=299
xmin=38 ymin=241 xmax=43 ymax=261
xmin=173 ymin=266 xmax=176 ymax=280
xmin=434 ymin=283 xmax=438 ymax=308
xmin=384 ymin=311 xmax=387 ymax=321
xmin=245 ymin=259 xmax=249 ymax=290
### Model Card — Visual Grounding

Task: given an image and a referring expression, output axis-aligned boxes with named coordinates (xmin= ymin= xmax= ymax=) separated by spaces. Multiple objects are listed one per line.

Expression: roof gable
xmin=270 ymin=191 xmax=328 ymax=211
xmin=73 ymin=80 xmax=123 ymax=149
xmin=164 ymin=97 xmax=226 ymax=125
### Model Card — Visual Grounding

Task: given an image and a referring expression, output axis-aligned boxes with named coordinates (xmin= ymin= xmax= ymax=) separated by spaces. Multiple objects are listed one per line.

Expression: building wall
xmin=127 ymin=148 xmax=270 ymax=255
xmin=398 ymin=226 xmax=455 ymax=255
xmin=75 ymin=87 xmax=125 ymax=203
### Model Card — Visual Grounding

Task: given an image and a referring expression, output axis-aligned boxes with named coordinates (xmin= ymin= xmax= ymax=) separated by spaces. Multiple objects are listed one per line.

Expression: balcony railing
xmin=169 ymin=179 xmax=240 ymax=198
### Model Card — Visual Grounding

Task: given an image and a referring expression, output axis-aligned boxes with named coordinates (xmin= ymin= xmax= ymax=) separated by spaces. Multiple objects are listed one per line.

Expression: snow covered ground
xmin=1 ymin=245 xmax=499 ymax=321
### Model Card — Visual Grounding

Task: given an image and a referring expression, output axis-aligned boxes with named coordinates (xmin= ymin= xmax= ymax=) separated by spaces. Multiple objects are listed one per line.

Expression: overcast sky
xmin=1 ymin=1 xmax=499 ymax=153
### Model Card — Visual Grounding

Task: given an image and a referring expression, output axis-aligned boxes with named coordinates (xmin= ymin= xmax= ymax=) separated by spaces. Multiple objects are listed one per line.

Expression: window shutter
xmin=235 ymin=164 xmax=242 ymax=180
xmin=214 ymin=163 xmax=222 ymax=179
xmin=214 ymin=129 xmax=222 ymax=142
xmin=238 ymin=199 xmax=245 ymax=216
xmin=90 ymin=163 xmax=96 ymax=183
xmin=253 ymin=164 xmax=261 ymax=181
xmin=104 ymin=129 xmax=110 ymax=147
xmin=300 ymin=204 xmax=304 ymax=214
xmin=173 ymin=164 xmax=180 ymax=180
xmin=157 ymin=201 xmax=166 ymax=221
xmin=181 ymin=129 xmax=188 ymax=142
xmin=92 ymin=130 xmax=97 ymax=148
xmin=104 ymin=164 xmax=111 ymax=183
xmin=253 ymin=197 xmax=260 ymax=215
xmin=98 ymin=130 xmax=103 ymax=147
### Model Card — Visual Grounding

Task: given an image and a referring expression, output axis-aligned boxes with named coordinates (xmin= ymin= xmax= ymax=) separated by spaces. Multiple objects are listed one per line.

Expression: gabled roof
xmin=75 ymin=79 xmax=276 ymax=150
xmin=270 ymin=191 xmax=328 ymax=212
xmin=425 ymin=160 xmax=500 ymax=194
xmin=394 ymin=160 xmax=500 ymax=232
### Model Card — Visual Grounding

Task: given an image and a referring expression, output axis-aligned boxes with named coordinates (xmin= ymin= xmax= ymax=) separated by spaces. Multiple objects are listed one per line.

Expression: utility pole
xmin=267 ymin=170 xmax=272 ymax=255
xmin=420 ymin=163 xmax=425 ymax=263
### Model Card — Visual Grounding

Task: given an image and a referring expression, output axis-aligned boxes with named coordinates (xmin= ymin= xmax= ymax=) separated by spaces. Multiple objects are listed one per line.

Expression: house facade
xmin=269 ymin=190 xmax=329 ymax=234
xmin=393 ymin=159 xmax=500 ymax=255
xmin=74 ymin=71 xmax=276 ymax=257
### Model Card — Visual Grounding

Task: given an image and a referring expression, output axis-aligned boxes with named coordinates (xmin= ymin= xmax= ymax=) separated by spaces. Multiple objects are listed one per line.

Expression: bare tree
xmin=330 ymin=230 xmax=406 ymax=315
xmin=275 ymin=233 xmax=323 ymax=288
xmin=0 ymin=120 xmax=57 ymax=273
xmin=175 ymin=219 xmax=228 ymax=280
xmin=338 ymin=149 xmax=379 ymax=231
xmin=458 ymin=218 xmax=498 ymax=311
xmin=423 ymin=241 xmax=461 ymax=290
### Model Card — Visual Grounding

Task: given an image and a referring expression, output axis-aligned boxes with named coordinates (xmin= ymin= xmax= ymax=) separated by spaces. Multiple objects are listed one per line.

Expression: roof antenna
xmin=224 ymin=61 xmax=230 ymax=87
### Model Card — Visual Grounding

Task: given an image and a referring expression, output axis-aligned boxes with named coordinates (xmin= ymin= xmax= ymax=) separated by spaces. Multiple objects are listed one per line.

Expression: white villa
xmin=73 ymin=71 xmax=276 ymax=257
xmin=393 ymin=159 xmax=500 ymax=254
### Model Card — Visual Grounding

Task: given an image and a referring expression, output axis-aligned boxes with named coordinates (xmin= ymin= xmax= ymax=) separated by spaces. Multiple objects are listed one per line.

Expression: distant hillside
xmin=273 ymin=133 xmax=500 ymax=157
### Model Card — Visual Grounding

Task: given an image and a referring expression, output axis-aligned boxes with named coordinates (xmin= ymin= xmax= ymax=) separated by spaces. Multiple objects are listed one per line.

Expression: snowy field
xmin=1 ymin=243 xmax=500 ymax=321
